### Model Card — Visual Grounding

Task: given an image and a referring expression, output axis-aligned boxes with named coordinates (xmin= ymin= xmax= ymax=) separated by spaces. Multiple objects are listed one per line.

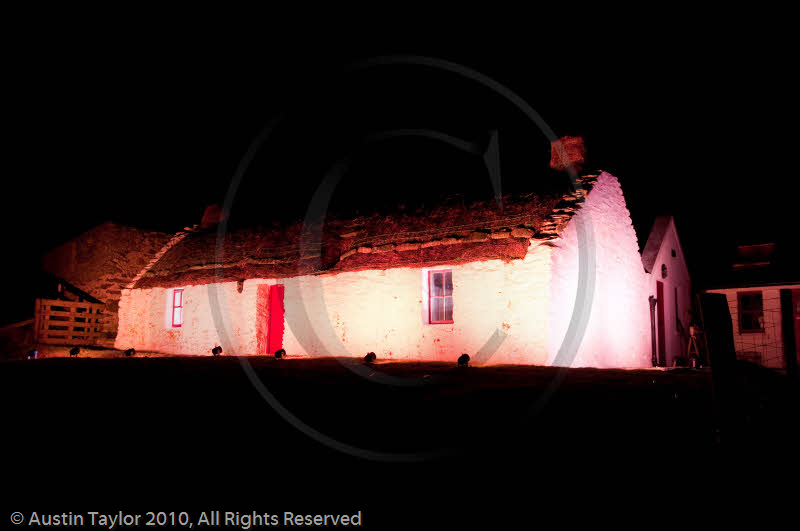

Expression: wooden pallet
xmin=34 ymin=298 xmax=107 ymax=345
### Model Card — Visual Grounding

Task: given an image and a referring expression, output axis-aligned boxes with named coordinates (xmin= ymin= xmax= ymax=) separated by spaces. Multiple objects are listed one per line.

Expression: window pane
xmin=431 ymin=272 xmax=443 ymax=297
xmin=444 ymin=272 xmax=453 ymax=296
xmin=741 ymin=311 xmax=763 ymax=331
xmin=431 ymin=297 xmax=443 ymax=322
xmin=174 ymin=290 xmax=182 ymax=307
xmin=740 ymin=295 xmax=752 ymax=310
xmin=173 ymin=307 xmax=183 ymax=326
xmin=740 ymin=293 xmax=762 ymax=311
xmin=444 ymin=296 xmax=453 ymax=321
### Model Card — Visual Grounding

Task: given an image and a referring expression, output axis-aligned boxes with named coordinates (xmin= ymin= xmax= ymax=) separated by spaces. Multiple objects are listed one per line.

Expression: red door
xmin=266 ymin=285 xmax=285 ymax=355
xmin=656 ymin=281 xmax=666 ymax=366
xmin=794 ymin=290 xmax=800 ymax=364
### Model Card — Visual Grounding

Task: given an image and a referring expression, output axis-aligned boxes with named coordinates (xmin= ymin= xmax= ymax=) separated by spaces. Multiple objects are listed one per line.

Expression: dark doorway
xmin=657 ymin=281 xmax=666 ymax=366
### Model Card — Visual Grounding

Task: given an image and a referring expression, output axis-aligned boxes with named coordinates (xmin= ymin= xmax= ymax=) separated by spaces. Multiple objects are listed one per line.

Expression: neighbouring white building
xmin=703 ymin=243 xmax=800 ymax=370
xmin=114 ymin=139 xmax=691 ymax=368
xmin=641 ymin=215 xmax=692 ymax=367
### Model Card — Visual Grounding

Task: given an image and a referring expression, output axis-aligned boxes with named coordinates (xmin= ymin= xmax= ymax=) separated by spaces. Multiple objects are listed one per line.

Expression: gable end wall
xmin=548 ymin=171 xmax=652 ymax=367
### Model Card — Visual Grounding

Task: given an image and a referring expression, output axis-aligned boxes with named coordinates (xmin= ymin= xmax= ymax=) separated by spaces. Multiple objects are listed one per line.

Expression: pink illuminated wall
xmin=548 ymin=172 xmax=652 ymax=367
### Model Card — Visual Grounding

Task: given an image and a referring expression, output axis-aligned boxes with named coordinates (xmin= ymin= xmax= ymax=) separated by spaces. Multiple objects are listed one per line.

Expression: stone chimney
xmin=200 ymin=204 xmax=228 ymax=229
xmin=549 ymin=136 xmax=586 ymax=172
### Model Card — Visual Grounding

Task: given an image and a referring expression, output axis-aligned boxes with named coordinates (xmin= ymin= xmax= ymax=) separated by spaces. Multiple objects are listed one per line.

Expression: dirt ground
xmin=2 ymin=351 xmax=797 ymax=516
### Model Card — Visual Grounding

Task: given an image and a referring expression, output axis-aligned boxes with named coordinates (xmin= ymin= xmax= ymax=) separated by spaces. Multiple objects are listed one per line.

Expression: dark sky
xmin=4 ymin=16 xmax=794 ymax=321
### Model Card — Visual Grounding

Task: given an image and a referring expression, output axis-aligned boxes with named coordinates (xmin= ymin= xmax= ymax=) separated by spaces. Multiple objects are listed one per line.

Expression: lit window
xmin=172 ymin=289 xmax=184 ymax=327
xmin=429 ymin=270 xmax=453 ymax=324
xmin=737 ymin=291 xmax=763 ymax=333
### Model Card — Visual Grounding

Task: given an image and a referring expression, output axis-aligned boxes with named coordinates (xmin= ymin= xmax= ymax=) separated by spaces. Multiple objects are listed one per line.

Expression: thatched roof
xmin=133 ymin=174 xmax=600 ymax=289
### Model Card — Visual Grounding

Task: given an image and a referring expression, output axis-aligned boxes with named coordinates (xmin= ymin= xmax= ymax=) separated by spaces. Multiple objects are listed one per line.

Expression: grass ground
xmin=2 ymin=348 xmax=797 ymax=520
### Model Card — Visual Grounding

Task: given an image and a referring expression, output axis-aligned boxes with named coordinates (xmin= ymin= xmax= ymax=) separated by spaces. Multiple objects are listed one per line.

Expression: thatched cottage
xmin=113 ymin=140 xmax=691 ymax=368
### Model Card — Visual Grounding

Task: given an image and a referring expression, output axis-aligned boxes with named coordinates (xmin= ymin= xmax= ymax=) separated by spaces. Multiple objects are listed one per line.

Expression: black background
xmin=6 ymin=14 xmax=794 ymax=307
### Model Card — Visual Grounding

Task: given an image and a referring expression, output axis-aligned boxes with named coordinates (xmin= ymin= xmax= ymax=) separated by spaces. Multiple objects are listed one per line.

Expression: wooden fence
xmin=34 ymin=299 xmax=107 ymax=345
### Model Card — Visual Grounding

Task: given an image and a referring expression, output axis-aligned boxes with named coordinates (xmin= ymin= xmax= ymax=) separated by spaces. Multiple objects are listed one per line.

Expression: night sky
xmin=4 ymin=18 xmax=793 ymax=324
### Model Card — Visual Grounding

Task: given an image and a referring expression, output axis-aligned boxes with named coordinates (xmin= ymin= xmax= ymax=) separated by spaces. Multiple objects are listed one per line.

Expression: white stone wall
xmin=116 ymin=280 xmax=262 ymax=356
xmin=548 ymin=172 xmax=652 ymax=368
xmin=259 ymin=244 xmax=551 ymax=364
xmin=704 ymin=286 xmax=786 ymax=369
xmin=116 ymin=246 xmax=553 ymax=364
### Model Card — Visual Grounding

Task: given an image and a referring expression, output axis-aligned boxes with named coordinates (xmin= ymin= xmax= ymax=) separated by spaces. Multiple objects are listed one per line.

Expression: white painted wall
xmin=117 ymin=245 xmax=553 ymax=364
xmin=548 ymin=172 xmax=652 ymax=368
xmin=265 ymin=244 xmax=551 ymax=364
xmin=646 ymin=220 xmax=692 ymax=367
xmin=116 ymin=281 xmax=260 ymax=356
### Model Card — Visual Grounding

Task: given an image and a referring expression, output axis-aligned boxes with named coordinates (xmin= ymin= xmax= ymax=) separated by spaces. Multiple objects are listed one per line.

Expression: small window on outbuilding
xmin=428 ymin=270 xmax=453 ymax=324
xmin=737 ymin=291 xmax=764 ymax=333
xmin=172 ymin=288 xmax=184 ymax=328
